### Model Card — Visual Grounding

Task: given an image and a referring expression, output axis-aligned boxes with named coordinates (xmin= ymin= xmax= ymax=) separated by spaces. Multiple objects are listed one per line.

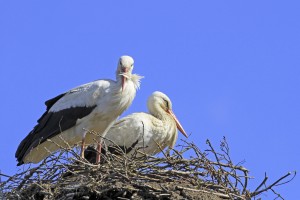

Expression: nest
xmin=0 ymin=137 xmax=295 ymax=200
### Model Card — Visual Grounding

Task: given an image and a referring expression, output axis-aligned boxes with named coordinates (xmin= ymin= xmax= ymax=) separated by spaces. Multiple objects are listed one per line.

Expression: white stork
xmin=15 ymin=55 xmax=142 ymax=166
xmin=84 ymin=91 xmax=188 ymax=162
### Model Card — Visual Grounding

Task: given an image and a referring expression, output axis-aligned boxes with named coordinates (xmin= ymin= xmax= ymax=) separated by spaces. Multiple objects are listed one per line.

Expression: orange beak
xmin=121 ymin=68 xmax=128 ymax=92
xmin=167 ymin=109 xmax=188 ymax=138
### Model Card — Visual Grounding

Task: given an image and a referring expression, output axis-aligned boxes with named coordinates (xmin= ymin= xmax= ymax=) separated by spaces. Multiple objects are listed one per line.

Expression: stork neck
xmin=116 ymin=73 xmax=142 ymax=91
xmin=116 ymin=74 xmax=123 ymax=84
xmin=150 ymin=105 xmax=178 ymax=149
xmin=149 ymin=105 xmax=171 ymax=122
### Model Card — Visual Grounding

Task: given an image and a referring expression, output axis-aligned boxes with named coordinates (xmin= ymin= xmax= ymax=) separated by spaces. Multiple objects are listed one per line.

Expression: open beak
xmin=121 ymin=68 xmax=128 ymax=91
xmin=167 ymin=109 xmax=188 ymax=138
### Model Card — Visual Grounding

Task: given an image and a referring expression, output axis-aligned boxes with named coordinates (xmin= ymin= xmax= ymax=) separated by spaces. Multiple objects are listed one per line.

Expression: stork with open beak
xmin=15 ymin=55 xmax=143 ymax=166
xmin=85 ymin=91 xmax=188 ymax=162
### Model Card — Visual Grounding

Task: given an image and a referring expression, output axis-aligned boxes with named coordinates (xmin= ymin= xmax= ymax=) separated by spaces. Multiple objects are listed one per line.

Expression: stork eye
xmin=163 ymin=99 xmax=169 ymax=108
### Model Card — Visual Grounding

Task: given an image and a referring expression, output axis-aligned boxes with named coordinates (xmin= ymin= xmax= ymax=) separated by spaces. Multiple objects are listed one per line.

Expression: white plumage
xmin=85 ymin=91 xmax=188 ymax=161
xmin=16 ymin=55 xmax=142 ymax=165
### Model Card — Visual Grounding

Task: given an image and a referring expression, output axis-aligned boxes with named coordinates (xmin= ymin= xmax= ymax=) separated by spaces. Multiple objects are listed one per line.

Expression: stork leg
xmin=96 ymin=142 xmax=102 ymax=164
xmin=166 ymin=148 xmax=171 ymax=157
xmin=80 ymin=132 xmax=87 ymax=158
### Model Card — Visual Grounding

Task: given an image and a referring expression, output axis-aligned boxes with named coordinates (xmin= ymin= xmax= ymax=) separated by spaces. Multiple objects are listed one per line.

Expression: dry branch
xmin=0 ymin=137 xmax=295 ymax=200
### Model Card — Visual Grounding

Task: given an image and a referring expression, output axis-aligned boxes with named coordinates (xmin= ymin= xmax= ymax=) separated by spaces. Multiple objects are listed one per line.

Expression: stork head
xmin=117 ymin=55 xmax=134 ymax=91
xmin=148 ymin=91 xmax=188 ymax=138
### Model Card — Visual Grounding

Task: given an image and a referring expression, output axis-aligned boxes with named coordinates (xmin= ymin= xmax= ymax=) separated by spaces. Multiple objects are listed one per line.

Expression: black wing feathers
xmin=37 ymin=93 xmax=66 ymax=123
xmin=45 ymin=93 xmax=66 ymax=111
xmin=15 ymin=92 xmax=97 ymax=165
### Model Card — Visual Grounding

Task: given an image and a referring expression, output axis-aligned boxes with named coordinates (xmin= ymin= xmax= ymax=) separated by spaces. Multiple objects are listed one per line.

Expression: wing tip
xmin=16 ymin=160 xmax=24 ymax=166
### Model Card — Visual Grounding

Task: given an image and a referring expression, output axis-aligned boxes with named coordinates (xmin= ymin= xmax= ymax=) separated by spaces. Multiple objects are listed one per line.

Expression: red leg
xmin=80 ymin=134 xmax=86 ymax=158
xmin=96 ymin=142 xmax=102 ymax=164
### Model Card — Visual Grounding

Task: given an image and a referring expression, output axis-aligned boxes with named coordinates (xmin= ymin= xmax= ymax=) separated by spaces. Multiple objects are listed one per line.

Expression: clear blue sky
xmin=0 ymin=1 xmax=299 ymax=198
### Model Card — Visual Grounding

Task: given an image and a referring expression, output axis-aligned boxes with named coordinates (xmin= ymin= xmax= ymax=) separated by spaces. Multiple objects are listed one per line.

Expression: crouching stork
xmin=84 ymin=91 xmax=188 ymax=163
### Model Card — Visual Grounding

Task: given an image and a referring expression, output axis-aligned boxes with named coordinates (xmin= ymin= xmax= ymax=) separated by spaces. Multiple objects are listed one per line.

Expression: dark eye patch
xmin=163 ymin=99 xmax=169 ymax=109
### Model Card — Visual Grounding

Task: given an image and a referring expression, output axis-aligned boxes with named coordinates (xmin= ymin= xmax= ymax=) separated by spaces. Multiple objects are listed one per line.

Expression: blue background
xmin=0 ymin=1 xmax=299 ymax=198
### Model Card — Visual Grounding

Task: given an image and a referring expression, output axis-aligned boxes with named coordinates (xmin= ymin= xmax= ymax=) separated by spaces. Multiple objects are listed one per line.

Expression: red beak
xmin=121 ymin=68 xmax=128 ymax=91
xmin=167 ymin=109 xmax=188 ymax=138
